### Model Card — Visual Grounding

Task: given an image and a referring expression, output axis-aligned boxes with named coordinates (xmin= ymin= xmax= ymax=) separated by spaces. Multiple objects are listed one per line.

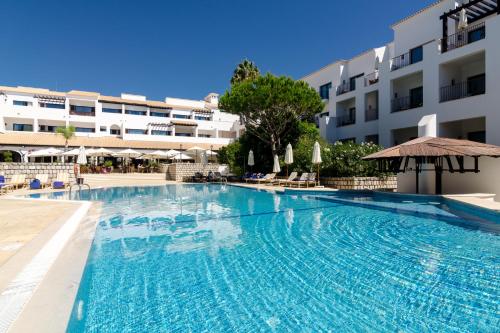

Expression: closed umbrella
xmin=273 ymin=155 xmax=281 ymax=173
xmin=312 ymin=141 xmax=322 ymax=186
xmin=201 ymin=151 xmax=208 ymax=165
xmin=284 ymin=143 xmax=293 ymax=177
xmin=77 ymin=146 xmax=87 ymax=165
xmin=458 ymin=8 xmax=468 ymax=30
xmin=248 ymin=150 xmax=255 ymax=172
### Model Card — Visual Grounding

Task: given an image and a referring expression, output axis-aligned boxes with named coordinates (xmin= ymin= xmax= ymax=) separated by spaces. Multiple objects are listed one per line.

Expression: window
xmin=194 ymin=115 xmax=211 ymax=121
xmin=198 ymin=134 xmax=211 ymax=138
xmin=150 ymin=111 xmax=169 ymax=118
xmin=39 ymin=125 xmax=57 ymax=132
xmin=39 ymin=102 xmax=65 ymax=109
xmin=319 ymin=83 xmax=332 ymax=100
xmin=409 ymin=86 xmax=423 ymax=108
xmin=468 ymin=26 xmax=486 ymax=43
xmin=175 ymin=132 xmax=192 ymax=137
xmin=467 ymin=74 xmax=485 ymax=96
xmin=467 ymin=130 xmax=486 ymax=143
xmin=13 ymin=100 xmax=31 ymax=106
xmin=365 ymin=134 xmax=379 ymax=145
xmin=339 ymin=137 xmax=356 ymax=144
xmin=410 ymin=46 xmax=423 ymax=64
xmin=126 ymin=129 xmax=147 ymax=135
xmin=173 ymin=114 xmax=191 ymax=119
xmin=102 ymin=107 xmax=122 ymax=114
xmin=13 ymin=123 xmax=33 ymax=132
xmin=125 ymin=109 xmax=147 ymax=116
xmin=75 ymin=127 xmax=95 ymax=133
xmin=110 ymin=128 xmax=121 ymax=135
xmin=349 ymin=74 xmax=364 ymax=91
xmin=100 ymin=126 xmax=107 ymax=132
xmin=70 ymin=105 xmax=95 ymax=113
xmin=151 ymin=130 xmax=171 ymax=136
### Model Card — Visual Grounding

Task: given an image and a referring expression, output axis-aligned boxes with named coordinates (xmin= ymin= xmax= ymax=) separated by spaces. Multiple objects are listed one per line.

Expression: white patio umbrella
xmin=28 ymin=147 xmax=63 ymax=163
xmin=141 ymin=150 xmax=170 ymax=159
xmin=284 ymin=143 xmax=294 ymax=177
xmin=273 ymin=155 xmax=281 ymax=173
xmin=186 ymin=146 xmax=205 ymax=162
xmin=62 ymin=148 xmax=81 ymax=156
xmin=77 ymin=146 xmax=87 ymax=165
xmin=114 ymin=148 xmax=141 ymax=158
xmin=169 ymin=153 xmax=192 ymax=160
xmin=458 ymin=8 xmax=468 ymax=30
xmin=312 ymin=141 xmax=322 ymax=186
xmin=87 ymin=147 xmax=113 ymax=157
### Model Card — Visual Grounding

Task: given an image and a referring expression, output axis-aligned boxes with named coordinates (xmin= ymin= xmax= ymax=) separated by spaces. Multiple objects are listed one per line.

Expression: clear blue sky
xmin=1 ymin=0 xmax=436 ymax=100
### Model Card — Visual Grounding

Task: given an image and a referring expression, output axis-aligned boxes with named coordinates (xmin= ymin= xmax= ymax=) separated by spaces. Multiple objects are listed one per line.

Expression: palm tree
xmin=56 ymin=125 xmax=76 ymax=149
xmin=230 ymin=59 xmax=260 ymax=85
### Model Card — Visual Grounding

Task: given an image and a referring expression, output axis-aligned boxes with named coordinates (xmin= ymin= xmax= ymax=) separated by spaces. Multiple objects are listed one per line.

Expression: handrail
xmin=391 ymin=95 xmax=423 ymax=113
xmin=364 ymin=71 xmax=379 ymax=86
xmin=336 ymin=82 xmax=355 ymax=96
xmin=336 ymin=114 xmax=356 ymax=127
xmin=441 ymin=22 xmax=485 ymax=53
xmin=440 ymin=76 xmax=485 ymax=103
xmin=365 ymin=108 xmax=379 ymax=122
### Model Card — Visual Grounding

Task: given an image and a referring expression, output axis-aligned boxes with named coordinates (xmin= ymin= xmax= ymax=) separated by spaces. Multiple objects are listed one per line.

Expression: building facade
xmin=0 ymin=85 xmax=242 ymax=157
xmin=303 ymin=0 xmax=500 ymax=148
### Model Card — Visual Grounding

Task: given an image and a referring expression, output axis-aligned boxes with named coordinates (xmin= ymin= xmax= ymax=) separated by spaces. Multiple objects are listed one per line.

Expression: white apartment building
xmin=303 ymin=0 xmax=499 ymax=148
xmin=0 ymin=86 xmax=242 ymax=157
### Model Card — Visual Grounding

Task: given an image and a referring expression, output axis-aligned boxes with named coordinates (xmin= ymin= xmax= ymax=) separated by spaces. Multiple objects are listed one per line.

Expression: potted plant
xmin=103 ymin=160 xmax=114 ymax=173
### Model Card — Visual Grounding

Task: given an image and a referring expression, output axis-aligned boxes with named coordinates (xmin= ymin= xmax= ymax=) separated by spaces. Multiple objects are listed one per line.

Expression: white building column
xmin=33 ymin=118 xmax=39 ymax=132
xmin=214 ymin=128 xmax=219 ymax=138
xmin=171 ymin=126 xmax=175 ymax=136
xmin=194 ymin=127 xmax=198 ymax=137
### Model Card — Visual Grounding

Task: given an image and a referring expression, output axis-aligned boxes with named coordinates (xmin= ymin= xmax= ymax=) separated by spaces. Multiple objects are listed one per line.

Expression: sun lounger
xmin=35 ymin=174 xmax=50 ymax=188
xmin=287 ymin=173 xmax=309 ymax=188
xmin=245 ymin=173 xmax=262 ymax=183
xmin=254 ymin=173 xmax=276 ymax=184
xmin=6 ymin=174 xmax=27 ymax=189
xmin=276 ymin=172 xmax=298 ymax=186
xmin=53 ymin=172 xmax=70 ymax=188
xmin=306 ymin=172 xmax=317 ymax=187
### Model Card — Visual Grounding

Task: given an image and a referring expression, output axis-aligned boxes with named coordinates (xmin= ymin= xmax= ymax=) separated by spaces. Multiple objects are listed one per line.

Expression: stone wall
xmin=165 ymin=163 xmax=227 ymax=182
xmin=0 ymin=163 xmax=76 ymax=183
xmin=321 ymin=176 xmax=397 ymax=190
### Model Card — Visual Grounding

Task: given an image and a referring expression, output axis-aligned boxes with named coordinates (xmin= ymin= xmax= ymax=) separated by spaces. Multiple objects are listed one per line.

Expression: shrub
xmin=2 ymin=151 xmax=13 ymax=162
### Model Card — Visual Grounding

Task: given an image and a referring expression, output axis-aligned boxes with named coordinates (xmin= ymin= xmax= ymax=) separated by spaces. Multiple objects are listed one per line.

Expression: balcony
xmin=336 ymin=113 xmax=356 ymax=127
xmin=391 ymin=95 xmax=423 ymax=113
xmin=336 ymin=82 xmax=355 ymax=96
xmin=365 ymin=108 xmax=378 ymax=122
xmin=440 ymin=74 xmax=485 ymax=103
xmin=70 ymin=105 xmax=95 ymax=117
xmin=390 ymin=46 xmax=423 ymax=71
xmin=441 ymin=22 xmax=485 ymax=53
xmin=364 ymin=71 xmax=379 ymax=86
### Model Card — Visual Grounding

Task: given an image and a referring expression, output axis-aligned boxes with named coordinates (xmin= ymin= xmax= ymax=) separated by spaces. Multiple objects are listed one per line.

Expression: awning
xmin=36 ymin=95 xmax=66 ymax=104
xmin=170 ymin=120 xmax=198 ymax=127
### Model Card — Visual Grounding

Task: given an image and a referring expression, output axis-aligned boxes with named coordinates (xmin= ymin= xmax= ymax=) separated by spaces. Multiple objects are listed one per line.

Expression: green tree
xmin=56 ymin=125 xmax=76 ymax=148
xmin=220 ymin=74 xmax=324 ymax=157
xmin=230 ymin=59 xmax=260 ymax=85
xmin=2 ymin=151 xmax=13 ymax=162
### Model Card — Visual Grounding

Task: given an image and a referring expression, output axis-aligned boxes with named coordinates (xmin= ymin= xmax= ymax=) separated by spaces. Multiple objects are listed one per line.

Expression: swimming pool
xmin=37 ymin=185 xmax=499 ymax=331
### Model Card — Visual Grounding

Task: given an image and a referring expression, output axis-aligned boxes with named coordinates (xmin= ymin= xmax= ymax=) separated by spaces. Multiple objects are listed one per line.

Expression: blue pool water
xmin=36 ymin=185 xmax=499 ymax=332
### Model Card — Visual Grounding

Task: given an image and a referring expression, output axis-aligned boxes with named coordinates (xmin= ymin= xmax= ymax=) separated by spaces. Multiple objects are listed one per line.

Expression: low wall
xmin=0 ymin=163 xmax=76 ymax=183
xmin=321 ymin=176 xmax=397 ymax=190
xmin=165 ymin=163 xmax=228 ymax=182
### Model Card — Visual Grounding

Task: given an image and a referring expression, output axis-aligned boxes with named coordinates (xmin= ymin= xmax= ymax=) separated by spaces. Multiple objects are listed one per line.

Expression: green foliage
xmin=56 ymin=125 xmax=76 ymax=148
xmin=2 ymin=151 xmax=13 ymax=162
xmin=219 ymin=121 xmax=386 ymax=177
xmin=230 ymin=59 xmax=260 ymax=85
xmin=322 ymin=141 xmax=386 ymax=177
xmin=103 ymin=160 xmax=113 ymax=168
xmin=220 ymin=73 xmax=324 ymax=156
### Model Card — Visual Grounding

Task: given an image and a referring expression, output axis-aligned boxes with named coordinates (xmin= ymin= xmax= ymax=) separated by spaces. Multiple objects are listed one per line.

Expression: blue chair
xmin=53 ymin=181 xmax=65 ymax=189
xmin=30 ymin=179 xmax=41 ymax=190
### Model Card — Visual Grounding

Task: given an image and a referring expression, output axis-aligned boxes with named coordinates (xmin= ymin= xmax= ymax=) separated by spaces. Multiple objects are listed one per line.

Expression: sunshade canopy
xmin=363 ymin=137 xmax=500 ymax=160
xmin=28 ymin=147 xmax=62 ymax=157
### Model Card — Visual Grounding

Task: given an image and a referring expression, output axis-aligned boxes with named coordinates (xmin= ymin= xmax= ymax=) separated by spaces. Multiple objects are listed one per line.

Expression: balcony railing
xmin=365 ymin=108 xmax=378 ymax=122
xmin=441 ymin=22 xmax=485 ymax=53
xmin=69 ymin=110 xmax=95 ymax=117
xmin=336 ymin=82 xmax=355 ymax=96
xmin=364 ymin=71 xmax=379 ymax=86
xmin=440 ymin=75 xmax=486 ymax=103
xmin=390 ymin=46 xmax=423 ymax=71
xmin=336 ymin=114 xmax=356 ymax=127
xmin=391 ymin=96 xmax=423 ymax=113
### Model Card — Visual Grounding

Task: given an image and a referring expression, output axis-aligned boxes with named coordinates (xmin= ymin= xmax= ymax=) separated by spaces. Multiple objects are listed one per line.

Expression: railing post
xmin=442 ymin=18 xmax=448 ymax=53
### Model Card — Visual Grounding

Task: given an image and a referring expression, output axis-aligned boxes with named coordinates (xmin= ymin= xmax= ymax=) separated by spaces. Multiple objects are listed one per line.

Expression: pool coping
xmin=0 ymin=197 xmax=93 ymax=333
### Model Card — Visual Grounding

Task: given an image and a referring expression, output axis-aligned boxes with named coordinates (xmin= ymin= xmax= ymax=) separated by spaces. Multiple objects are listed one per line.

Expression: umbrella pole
xmin=317 ymin=163 xmax=320 ymax=186
xmin=286 ymin=165 xmax=288 ymax=178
